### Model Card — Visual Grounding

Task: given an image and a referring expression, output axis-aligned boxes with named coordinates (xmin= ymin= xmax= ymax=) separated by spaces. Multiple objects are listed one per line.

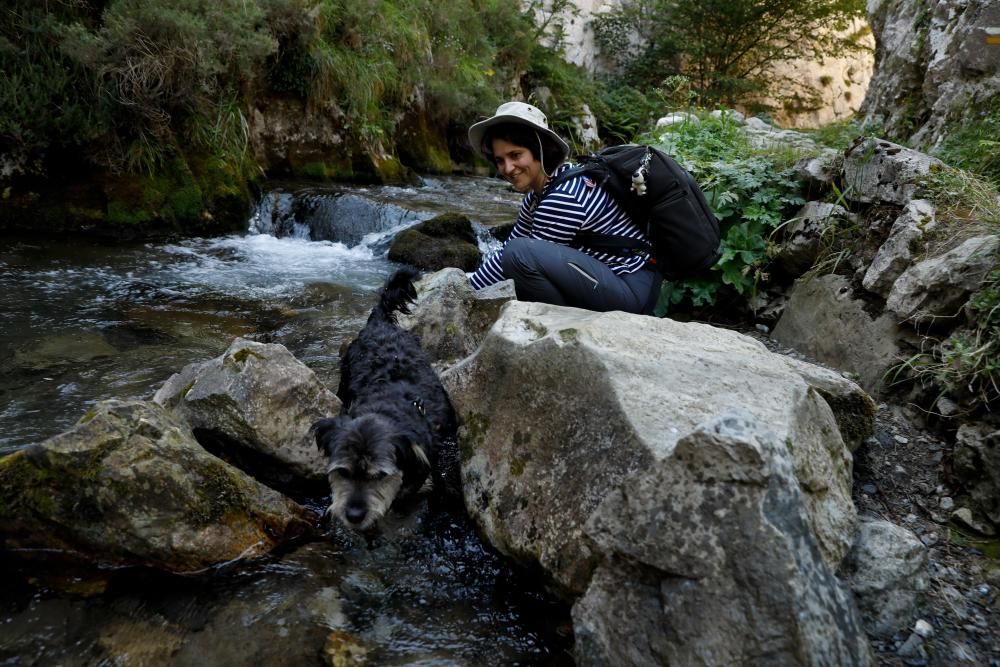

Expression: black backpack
xmin=546 ymin=144 xmax=722 ymax=280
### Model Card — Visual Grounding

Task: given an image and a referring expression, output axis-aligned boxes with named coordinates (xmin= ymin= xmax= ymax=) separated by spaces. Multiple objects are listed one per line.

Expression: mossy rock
xmin=417 ymin=213 xmax=477 ymax=244
xmin=396 ymin=111 xmax=454 ymax=175
xmin=0 ymin=399 xmax=314 ymax=574
xmin=387 ymin=213 xmax=481 ymax=271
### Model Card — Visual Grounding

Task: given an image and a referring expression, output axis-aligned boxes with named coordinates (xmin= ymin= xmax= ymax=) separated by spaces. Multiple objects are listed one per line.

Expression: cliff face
xmin=860 ymin=0 xmax=1000 ymax=149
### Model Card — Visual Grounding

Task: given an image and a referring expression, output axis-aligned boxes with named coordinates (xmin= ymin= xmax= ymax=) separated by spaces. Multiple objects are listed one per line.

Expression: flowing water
xmin=0 ymin=176 xmax=574 ymax=665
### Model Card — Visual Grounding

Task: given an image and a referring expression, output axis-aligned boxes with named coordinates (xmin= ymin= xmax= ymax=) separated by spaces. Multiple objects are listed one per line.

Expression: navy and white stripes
xmin=470 ymin=163 xmax=650 ymax=290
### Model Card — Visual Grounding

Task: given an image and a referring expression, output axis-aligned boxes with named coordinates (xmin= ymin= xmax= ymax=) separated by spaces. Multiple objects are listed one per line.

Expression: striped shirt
xmin=470 ymin=163 xmax=651 ymax=289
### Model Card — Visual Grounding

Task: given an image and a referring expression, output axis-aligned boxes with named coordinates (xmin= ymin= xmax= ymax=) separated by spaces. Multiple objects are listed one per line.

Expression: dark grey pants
xmin=501 ymin=237 xmax=660 ymax=314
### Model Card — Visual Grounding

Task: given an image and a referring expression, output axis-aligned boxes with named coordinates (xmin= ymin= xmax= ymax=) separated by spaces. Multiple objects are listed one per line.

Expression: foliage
xmin=2 ymin=0 xmax=596 ymax=181
xmin=591 ymin=0 xmax=868 ymax=110
xmin=643 ymin=113 xmax=805 ymax=314
xmin=592 ymin=75 xmax=695 ymax=145
xmin=889 ymin=165 xmax=1000 ymax=415
xmin=935 ymin=105 xmax=1000 ymax=189
xmin=919 ymin=165 xmax=1000 ymax=233
xmin=893 ymin=268 xmax=1000 ymax=415
xmin=802 ymin=117 xmax=872 ymax=151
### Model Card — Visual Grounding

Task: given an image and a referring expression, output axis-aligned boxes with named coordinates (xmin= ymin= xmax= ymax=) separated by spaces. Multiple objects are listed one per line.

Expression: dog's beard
xmin=326 ymin=470 xmax=404 ymax=531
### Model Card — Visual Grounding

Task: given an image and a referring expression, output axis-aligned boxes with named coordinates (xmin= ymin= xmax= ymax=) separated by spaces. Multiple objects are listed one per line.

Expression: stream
xmin=0 ymin=176 xmax=574 ymax=665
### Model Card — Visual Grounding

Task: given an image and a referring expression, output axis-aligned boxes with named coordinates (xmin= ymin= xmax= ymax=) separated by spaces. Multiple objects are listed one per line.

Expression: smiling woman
xmin=466 ymin=101 xmax=661 ymax=314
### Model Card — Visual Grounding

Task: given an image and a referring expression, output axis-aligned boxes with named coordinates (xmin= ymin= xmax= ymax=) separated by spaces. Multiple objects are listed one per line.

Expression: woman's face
xmin=491 ymin=137 xmax=546 ymax=194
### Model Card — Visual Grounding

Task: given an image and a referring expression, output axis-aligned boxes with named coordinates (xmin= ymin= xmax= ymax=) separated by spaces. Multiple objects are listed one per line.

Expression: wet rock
xmin=0 ymin=400 xmax=314 ymax=573
xmin=397 ymin=268 xmax=515 ymax=368
xmin=154 ymin=338 xmax=337 ymax=483
xmin=323 ymin=630 xmax=369 ymax=666
xmin=387 ymin=212 xmax=482 ymax=272
xmin=444 ymin=302 xmax=872 ymax=664
xmin=13 ymin=332 xmax=118 ymax=371
xmin=842 ymin=518 xmax=929 ymax=637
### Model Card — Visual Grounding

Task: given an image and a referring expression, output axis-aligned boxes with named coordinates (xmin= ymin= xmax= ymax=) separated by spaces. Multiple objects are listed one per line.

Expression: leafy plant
xmin=644 ymin=113 xmax=805 ymax=314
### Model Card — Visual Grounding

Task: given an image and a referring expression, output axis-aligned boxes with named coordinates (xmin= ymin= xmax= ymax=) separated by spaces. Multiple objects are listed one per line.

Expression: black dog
xmin=314 ymin=268 xmax=457 ymax=530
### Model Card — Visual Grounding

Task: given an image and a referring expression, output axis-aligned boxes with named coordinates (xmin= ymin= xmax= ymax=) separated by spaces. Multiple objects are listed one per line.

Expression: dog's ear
xmin=395 ymin=438 xmax=432 ymax=487
xmin=313 ymin=416 xmax=349 ymax=456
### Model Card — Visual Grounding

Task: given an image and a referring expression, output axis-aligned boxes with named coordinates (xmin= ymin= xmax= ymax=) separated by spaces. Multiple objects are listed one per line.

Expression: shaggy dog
xmin=314 ymin=268 xmax=457 ymax=530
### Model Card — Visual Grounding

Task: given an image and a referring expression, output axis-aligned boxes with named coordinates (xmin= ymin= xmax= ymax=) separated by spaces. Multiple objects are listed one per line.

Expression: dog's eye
xmin=373 ymin=471 xmax=388 ymax=481
xmin=333 ymin=468 xmax=351 ymax=479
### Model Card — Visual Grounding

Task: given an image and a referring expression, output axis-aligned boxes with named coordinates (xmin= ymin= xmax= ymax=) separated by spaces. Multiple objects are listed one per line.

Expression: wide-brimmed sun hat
xmin=468 ymin=101 xmax=570 ymax=162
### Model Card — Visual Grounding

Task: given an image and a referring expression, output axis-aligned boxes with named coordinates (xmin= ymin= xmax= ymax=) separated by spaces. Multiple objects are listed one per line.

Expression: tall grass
xmin=1 ymin=0 xmax=593 ymax=185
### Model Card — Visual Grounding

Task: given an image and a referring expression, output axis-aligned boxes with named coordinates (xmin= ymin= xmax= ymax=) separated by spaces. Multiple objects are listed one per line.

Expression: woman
xmin=467 ymin=101 xmax=661 ymax=314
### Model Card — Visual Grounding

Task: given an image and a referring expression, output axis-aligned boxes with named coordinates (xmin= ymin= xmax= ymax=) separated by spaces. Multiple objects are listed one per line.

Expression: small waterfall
xmin=248 ymin=187 xmax=435 ymax=247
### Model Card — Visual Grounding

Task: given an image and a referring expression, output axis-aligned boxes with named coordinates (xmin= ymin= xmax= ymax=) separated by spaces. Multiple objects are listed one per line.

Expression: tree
xmin=592 ymin=0 xmax=867 ymax=109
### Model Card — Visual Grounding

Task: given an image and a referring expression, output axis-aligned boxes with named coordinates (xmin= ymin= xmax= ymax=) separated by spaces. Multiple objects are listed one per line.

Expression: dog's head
xmin=313 ymin=414 xmax=431 ymax=531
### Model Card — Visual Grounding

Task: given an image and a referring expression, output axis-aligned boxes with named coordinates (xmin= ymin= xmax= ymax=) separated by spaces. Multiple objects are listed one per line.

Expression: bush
xmin=640 ymin=114 xmax=805 ymax=315
xmin=935 ymin=105 xmax=1000 ymax=189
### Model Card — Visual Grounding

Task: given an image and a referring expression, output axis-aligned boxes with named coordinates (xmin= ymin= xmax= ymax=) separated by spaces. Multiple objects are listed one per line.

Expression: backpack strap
xmin=540 ymin=161 xmax=652 ymax=257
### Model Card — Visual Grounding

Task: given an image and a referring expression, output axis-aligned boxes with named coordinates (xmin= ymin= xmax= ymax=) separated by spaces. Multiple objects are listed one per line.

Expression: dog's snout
xmin=345 ymin=502 xmax=367 ymax=525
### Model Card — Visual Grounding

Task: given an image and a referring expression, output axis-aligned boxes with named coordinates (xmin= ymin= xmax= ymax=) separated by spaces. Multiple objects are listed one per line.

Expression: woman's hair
xmin=481 ymin=123 xmax=566 ymax=175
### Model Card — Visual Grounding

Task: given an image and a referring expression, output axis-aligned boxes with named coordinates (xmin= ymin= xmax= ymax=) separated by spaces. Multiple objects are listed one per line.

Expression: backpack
xmin=546 ymin=144 xmax=722 ymax=280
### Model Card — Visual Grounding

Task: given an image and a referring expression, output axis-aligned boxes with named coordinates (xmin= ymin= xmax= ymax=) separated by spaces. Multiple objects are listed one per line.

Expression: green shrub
xmin=935 ymin=105 xmax=1000 ymax=188
xmin=641 ymin=113 xmax=805 ymax=314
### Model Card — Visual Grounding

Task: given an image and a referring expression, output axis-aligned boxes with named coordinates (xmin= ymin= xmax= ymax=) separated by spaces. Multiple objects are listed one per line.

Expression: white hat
xmin=468 ymin=101 xmax=570 ymax=162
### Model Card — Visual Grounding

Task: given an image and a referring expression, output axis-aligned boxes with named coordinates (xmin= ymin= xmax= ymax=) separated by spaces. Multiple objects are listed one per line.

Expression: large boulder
xmin=0 ymin=400 xmax=314 ymax=573
xmin=397 ymin=268 xmax=516 ymax=368
xmin=154 ymin=338 xmax=337 ymax=484
xmin=574 ymin=413 xmax=873 ymax=666
xmin=772 ymin=274 xmax=905 ymax=394
xmin=442 ymin=302 xmax=873 ymax=664
xmin=387 ymin=213 xmax=482 ymax=272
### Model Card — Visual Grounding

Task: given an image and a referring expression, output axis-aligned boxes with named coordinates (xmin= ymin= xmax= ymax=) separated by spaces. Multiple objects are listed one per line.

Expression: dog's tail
xmin=371 ymin=267 xmax=420 ymax=323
